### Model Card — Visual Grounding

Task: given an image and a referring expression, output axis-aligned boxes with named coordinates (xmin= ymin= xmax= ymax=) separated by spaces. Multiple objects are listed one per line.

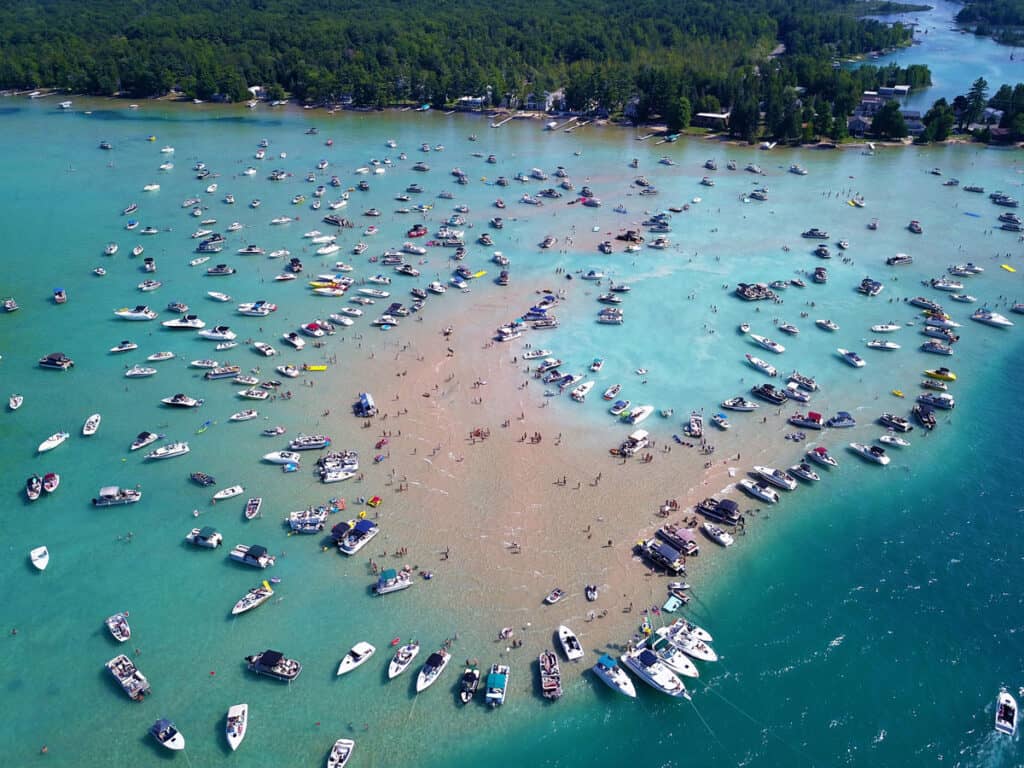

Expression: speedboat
xmin=145 ymin=441 xmax=190 ymax=460
xmin=485 ymin=664 xmax=510 ymax=708
xmin=244 ymin=497 xmax=262 ymax=520
xmin=972 ymin=308 xmax=1014 ymax=328
xmin=388 ymin=642 xmax=421 ymax=679
xmin=327 ymin=738 xmax=355 ymax=768
xmin=592 ymin=654 xmax=637 ymax=698
xmin=721 ymin=397 xmax=759 ymax=412
xmin=816 ymin=319 xmax=839 ymax=332
xmin=702 ymin=521 xmax=734 ymax=547
xmin=9 ymin=394 xmax=24 ymax=411
xmin=230 ymin=410 xmax=258 ymax=422
xmin=82 ymin=413 xmax=101 ymax=436
xmin=38 ymin=431 xmax=70 ymax=453
xmin=648 ymin=629 xmax=700 ymax=678
xmin=807 ymin=446 xmax=839 ymax=467
xmin=105 ymin=612 xmax=132 ymax=643
xmin=849 ymin=442 xmax=890 ymax=465
xmin=150 ymin=719 xmax=185 ymax=751
xmin=558 ymin=625 xmax=585 ymax=661
xmin=114 ymin=305 xmax=158 ymax=321
xmin=336 ymin=642 xmax=376 ymax=676
xmin=263 ymin=450 xmax=302 ymax=465
xmin=620 ymin=648 xmax=688 ymax=698
xmin=26 ymin=475 xmax=43 ymax=502
xmin=752 ymin=466 xmax=798 ymax=490
xmin=879 ymin=434 xmax=910 ymax=447
xmin=29 ymin=545 xmax=49 ymax=570
xmin=738 ymin=478 xmax=779 ymax=504
xmin=110 ymin=340 xmax=138 ymax=353
xmin=745 ymin=354 xmax=778 ymax=377
xmin=996 ymin=689 xmax=1018 ymax=736
xmin=459 ymin=666 xmax=481 ymax=704
xmin=162 ymin=315 xmax=206 ymax=329
xmin=161 ymin=393 xmax=202 ymax=408
xmin=866 ymin=338 xmax=900 ymax=351
xmin=215 ymin=485 xmax=245 ymax=501
xmin=232 ymin=582 xmax=274 ymax=615
xmin=879 ymin=413 xmax=914 ymax=432
xmin=788 ymin=463 xmax=820 ymax=482
xmin=871 ymin=323 xmax=901 ymax=333
xmin=225 ymin=704 xmax=248 ymax=752
xmin=415 ymin=649 xmax=452 ymax=693
xmin=197 ymin=325 xmax=237 ymax=341
xmin=131 ymin=431 xmax=161 ymax=451
xmin=245 ymin=649 xmax=301 ymax=681
xmin=837 ymin=348 xmax=865 ymax=368
xmin=924 ymin=367 xmax=956 ymax=382
xmin=750 ymin=334 xmax=785 ymax=354
xmin=609 ymin=399 xmax=632 ymax=417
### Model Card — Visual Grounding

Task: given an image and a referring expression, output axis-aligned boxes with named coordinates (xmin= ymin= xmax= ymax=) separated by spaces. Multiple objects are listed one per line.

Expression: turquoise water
xmin=2 ymin=80 xmax=1024 ymax=768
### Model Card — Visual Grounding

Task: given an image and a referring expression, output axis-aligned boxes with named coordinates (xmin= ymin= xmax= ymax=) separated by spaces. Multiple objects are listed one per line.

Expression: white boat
xmin=150 ymin=719 xmax=185 ymax=751
xmin=879 ymin=434 xmax=910 ymax=447
xmin=110 ymin=340 xmax=138 ymax=353
xmin=146 ymin=441 xmax=190 ymax=460
xmin=558 ymin=625 xmax=585 ymax=661
xmin=837 ymin=348 xmax=866 ymax=368
xmin=29 ymin=546 xmax=49 ymax=571
xmin=232 ymin=582 xmax=274 ymax=614
xmin=591 ymin=654 xmax=637 ymax=698
xmin=327 ymin=738 xmax=355 ymax=768
xmin=214 ymin=485 xmax=244 ymax=500
xmin=750 ymin=334 xmax=785 ymax=354
xmin=485 ymin=663 xmax=510 ymax=708
xmin=9 ymin=394 xmax=24 ymax=411
xmin=253 ymin=342 xmax=277 ymax=356
xmin=114 ymin=305 xmax=158 ymax=321
xmin=649 ymin=628 xmax=700 ymax=678
xmin=570 ymin=381 xmax=594 ymax=402
xmin=185 ymin=526 xmax=223 ymax=548
xmin=105 ymin=611 xmax=132 ymax=642
xmin=208 ymin=291 xmax=232 ymax=302
xmin=666 ymin=624 xmax=718 ymax=663
xmin=225 ymin=704 xmax=248 ymax=751
xmin=620 ymin=647 xmax=689 ymax=698
xmin=807 ymin=445 xmax=839 ymax=468
xmin=245 ymin=497 xmax=263 ymax=520
xmin=702 ymin=521 xmax=734 ymax=547
xmin=161 ymin=393 xmax=202 ymax=407
xmin=871 ymin=323 xmax=901 ymax=333
xmin=125 ymin=365 xmax=157 ymax=378
xmin=263 ymin=451 xmax=302 ymax=465
xmin=721 ymin=397 xmax=759 ymax=412
xmin=996 ymin=689 xmax=1018 ymax=736
xmin=849 ymin=442 xmax=890 ymax=465
xmin=415 ymin=649 xmax=452 ymax=693
xmin=230 ymin=543 xmax=275 ymax=568
xmin=752 ymin=465 xmax=798 ymax=491
xmin=866 ymin=339 xmax=901 ymax=350
xmin=388 ymin=643 xmax=421 ymax=679
xmin=626 ymin=405 xmax=654 ymax=424
xmin=230 ymin=410 xmax=258 ymax=422
xmin=745 ymin=354 xmax=778 ymax=377
xmin=147 ymin=351 xmax=175 ymax=362
xmin=162 ymin=315 xmax=206 ymax=329
xmin=38 ymin=431 xmax=70 ymax=453
xmin=972 ymin=308 xmax=1014 ymax=328
xmin=198 ymin=325 xmax=237 ymax=341
xmin=80 ymin=413 xmax=102 ymax=436
xmin=336 ymin=642 xmax=376 ymax=676
xmin=738 ymin=478 xmax=779 ymax=504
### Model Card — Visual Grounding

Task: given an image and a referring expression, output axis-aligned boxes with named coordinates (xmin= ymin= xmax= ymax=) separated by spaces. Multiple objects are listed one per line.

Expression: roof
xmin=638 ymin=649 xmax=658 ymax=666
xmin=655 ymin=542 xmax=681 ymax=561
xmin=487 ymin=673 xmax=508 ymax=687
xmin=354 ymin=519 xmax=376 ymax=534
xmin=259 ymin=650 xmax=283 ymax=666
xmin=380 ymin=568 xmax=397 ymax=580
xmin=425 ymin=652 xmax=445 ymax=666
xmin=598 ymin=654 xmax=617 ymax=667
xmin=718 ymin=499 xmax=739 ymax=513
xmin=248 ymin=545 xmax=268 ymax=558
xmin=99 ymin=486 xmax=120 ymax=495
xmin=199 ymin=526 xmax=217 ymax=537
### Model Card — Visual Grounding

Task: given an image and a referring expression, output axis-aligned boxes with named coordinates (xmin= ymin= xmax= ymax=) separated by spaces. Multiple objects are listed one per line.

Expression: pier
xmin=490 ymin=115 xmax=514 ymax=128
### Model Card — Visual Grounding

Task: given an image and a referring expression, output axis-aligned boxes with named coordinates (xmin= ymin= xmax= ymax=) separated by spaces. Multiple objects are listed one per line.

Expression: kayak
xmin=1001 ymin=264 xmax=1017 ymax=273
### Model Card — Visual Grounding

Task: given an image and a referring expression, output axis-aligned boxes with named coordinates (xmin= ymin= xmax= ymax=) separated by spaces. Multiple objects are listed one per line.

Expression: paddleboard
xmin=892 ymin=390 xmax=904 ymax=398
xmin=472 ymin=270 xmax=487 ymax=279
xmin=1001 ymin=264 xmax=1017 ymax=273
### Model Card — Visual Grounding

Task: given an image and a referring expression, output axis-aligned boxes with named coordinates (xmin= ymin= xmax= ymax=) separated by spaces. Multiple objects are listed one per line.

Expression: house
xmin=847 ymin=115 xmax=873 ymax=137
xmin=854 ymin=92 xmax=885 ymax=117
xmin=982 ymin=107 xmax=1005 ymax=125
xmin=456 ymin=96 xmax=486 ymax=110
xmin=693 ymin=111 xmax=731 ymax=130
xmin=900 ymin=109 xmax=926 ymax=136
xmin=524 ymin=89 xmax=564 ymax=112
xmin=878 ymin=85 xmax=911 ymax=98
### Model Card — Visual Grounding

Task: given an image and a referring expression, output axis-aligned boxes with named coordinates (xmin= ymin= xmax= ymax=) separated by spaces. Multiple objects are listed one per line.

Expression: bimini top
xmin=424 ymin=652 xmax=445 ymax=667
xmin=247 ymin=545 xmax=268 ymax=559
xmin=258 ymin=650 xmax=283 ymax=666
xmin=198 ymin=526 xmax=218 ymax=538
xmin=717 ymin=499 xmax=739 ymax=515
xmin=637 ymin=649 xmax=659 ymax=667
xmin=654 ymin=542 xmax=681 ymax=561
xmin=598 ymin=654 xmax=618 ymax=667
xmin=380 ymin=568 xmax=397 ymax=581
xmin=487 ymin=672 xmax=508 ymax=687
xmin=353 ymin=519 xmax=376 ymax=534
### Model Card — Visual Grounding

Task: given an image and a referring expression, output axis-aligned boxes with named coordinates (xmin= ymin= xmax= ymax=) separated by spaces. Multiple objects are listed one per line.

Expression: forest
xmin=0 ymin=0 xmax=924 ymax=139
xmin=956 ymin=0 xmax=1024 ymax=41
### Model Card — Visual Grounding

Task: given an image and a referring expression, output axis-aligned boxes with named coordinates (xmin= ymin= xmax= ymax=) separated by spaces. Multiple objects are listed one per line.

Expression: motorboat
xmin=788 ymin=463 xmax=820 ymax=482
xmin=745 ymin=354 xmax=778 ymax=377
xmin=866 ymin=339 xmax=900 ymax=350
xmin=161 ymin=393 xmax=202 ymax=408
xmin=130 ymin=431 xmax=161 ymax=451
xmin=230 ymin=543 xmax=275 ymax=569
xmin=215 ymin=485 xmax=245 ymax=501
xmin=738 ymin=478 xmax=779 ymax=504
xmin=879 ymin=434 xmax=911 ymax=447
xmin=837 ymin=348 xmax=865 ymax=368
xmin=849 ymin=442 xmax=890 ymax=466
xmin=114 ymin=305 xmax=158 ymax=321
xmin=146 ymin=441 xmax=190 ymax=460
xmin=39 ymin=352 xmax=74 ymax=370
xmin=807 ymin=446 xmax=839 ymax=467
xmin=110 ymin=340 xmax=138 ymax=353
xmin=37 ymin=431 xmax=70 ymax=453
xmin=558 ymin=625 xmax=585 ymax=661
xmin=245 ymin=649 xmax=301 ymax=681
xmin=327 ymin=738 xmax=355 ymax=768
xmin=415 ymin=649 xmax=452 ymax=693
xmin=752 ymin=466 xmax=798 ymax=491
xmin=29 ymin=545 xmax=49 ymax=570
xmin=336 ymin=642 xmax=376 ymax=676
xmin=230 ymin=410 xmax=258 ymax=422
xmin=373 ymin=568 xmax=413 ymax=595
xmin=106 ymin=653 xmax=151 ymax=701
xmin=225 ymin=704 xmax=248 ymax=752
xmin=879 ymin=413 xmax=913 ymax=433
xmin=750 ymin=334 xmax=785 ymax=354
xmin=972 ymin=308 xmax=1014 ymax=328
xmin=702 ymin=521 xmax=734 ymax=547
xmin=336 ymin=519 xmax=379 ymax=555
xmin=459 ymin=666 xmax=481 ymax=704
xmin=388 ymin=642 xmax=420 ymax=680
xmin=592 ymin=654 xmax=637 ymax=698
xmin=484 ymin=664 xmax=510 ymax=708
xmin=620 ymin=648 xmax=689 ymax=698
xmin=871 ymin=323 xmax=901 ymax=333
xmin=996 ymin=689 xmax=1018 ymax=736
xmin=197 ymin=325 xmax=237 ymax=341
xmin=918 ymin=391 xmax=955 ymax=410
xmin=244 ymin=497 xmax=263 ymax=520
xmin=816 ymin=319 xmax=839 ymax=332
xmin=185 ymin=526 xmax=223 ymax=549
xmin=924 ymin=367 xmax=956 ymax=382
xmin=150 ymin=719 xmax=185 ymax=751
xmin=263 ymin=450 xmax=302 ymax=465
xmin=162 ymin=315 xmax=206 ymax=329
xmin=105 ymin=612 xmax=132 ymax=643
xmin=826 ymin=411 xmax=857 ymax=428
xmin=82 ymin=413 xmax=101 ymax=436
xmin=751 ymin=384 xmax=788 ymax=405
xmin=721 ymin=397 xmax=759 ymax=411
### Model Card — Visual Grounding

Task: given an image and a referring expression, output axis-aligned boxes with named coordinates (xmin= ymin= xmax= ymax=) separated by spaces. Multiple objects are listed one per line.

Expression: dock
xmin=636 ymin=133 xmax=655 ymax=141
xmin=490 ymin=115 xmax=514 ymax=128
xmin=551 ymin=116 xmax=578 ymax=132
xmin=564 ymin=119 xmax=589 ymax=133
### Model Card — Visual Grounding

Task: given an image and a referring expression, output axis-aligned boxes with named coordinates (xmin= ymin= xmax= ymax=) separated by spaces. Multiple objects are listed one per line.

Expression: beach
xmin=2 ymin=92 xmax=1024 ymax=768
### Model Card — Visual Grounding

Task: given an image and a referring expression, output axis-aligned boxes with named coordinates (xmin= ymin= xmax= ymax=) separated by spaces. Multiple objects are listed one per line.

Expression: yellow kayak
xmin=1001 ymin=264 xmax=1016 ymax=273
xmin=308 ymin=280 xmax=343 ymax=288
xmin=302 ymin=364 xmax=328 ymax=372
xmin=472 ymin=270 xmax=487 ymax=279
xmin=891 ymin=389 xmax=905 ymax=398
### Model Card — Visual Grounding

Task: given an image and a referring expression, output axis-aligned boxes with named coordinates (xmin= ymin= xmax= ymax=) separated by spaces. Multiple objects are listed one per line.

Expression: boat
xmin=702 ymin=522 xmax=734 ymax=547
xmin=110 ymin=340 xmax=138 ymax=353
xmin=185 ymin=525 xmax=223 ymax=549
xmin=924 ymin=367 xmax=956 ymax=382
xmin=105 ymin=611 xmax=131 ymax=643
xmin=415 ymin=649 xmax=452 ymax=693
xmin=458 ymin=666 xmax=481 ymax=704
xmin=230 ymin=544 xmax=275 ymax=568
xmin=620 ymin=647 xmax=689 ymax=698
xmin=245 ymin=649 xmax=302 ymax=681
xmin=215 ymin=485 xmax=245 ymax=501
xmin=485 ymin=663 xmax=511 ymax=708
xmin=39 ymin=352 xmax=74 ymax=370
xmin=807 ymin=446 xmax=839 ymax=468
xmin=996 ymin=689 xmax=1018 ymax=736
xmin=25 ymin=474 xmax=43 ymax=501
xmin=721 ymin=397 xmax=759 ymax=412
xmin=161 ymin=393 xmax=203 ymax=408
xmin=80 ymin=413 xmax=102 ymax=436
xmin=327 ymin=738 xmax=356 ymax=768
xmin=751 ymin=383 xmax=788 ymax=405
xmin=544 ymin=587 xmax=566 ymax=605
xmin=738 ymin=478 xmax=780 ymax=504
xmin=879 ymin=434 xmax=911 ymax=447
xmin=146 ymin=441 xmax=190 ymax=460
xmin=753 ymin=465 xmax=798 ymax=490
xmin=816 ymin=319 xmax=839 ymax=332
xmin=37 ymin=431 xmax=69 ymax=453
xmin=388 ymin=642 xmax=421 ymax=679
xmin=972 ymin=308 xmax=1014 ymax=328
xmin=225 ymin=704 xmax=248 ymax=752
xmin=162 ymin=315 xmax=206 ymax=329
xmin=336 ymin=642 xmax=376 ymax=675
xmin=879 ymin=413 xmax=913 ymax=433
xmin=837 ymin=348 xmax=865 ymax=368
xmin=336 ymin=519 xmax=379 ymax=555
xmin=558 ymin=625 xmax=585 ymax=661
xmin=849 ymin=442 xmax=890 ymax=465
xmin=745 ymin=354 xmax=778 ymax=377
xmin=591 ymin=654 xmax=638 ymax=698
xmin=29 ymin=545 xmax=49 ymax=570
xmin=150 ymin=719 xmax=185 ymax=752
xmin=789 ymin=463 xmax=820 ymax=482
xmin=866 ymin=339 xmax=901 ymax=351
xmin=373 ymin=568 xmax=413 ymax=595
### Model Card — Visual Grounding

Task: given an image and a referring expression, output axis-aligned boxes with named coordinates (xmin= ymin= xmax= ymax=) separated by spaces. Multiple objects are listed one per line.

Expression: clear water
xmin=2 ymin=23 xmax=1024 ymax=765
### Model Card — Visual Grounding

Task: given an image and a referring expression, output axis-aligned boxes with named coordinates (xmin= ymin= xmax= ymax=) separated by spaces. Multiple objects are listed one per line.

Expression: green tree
xmin=665 ymin=95 xmax=692 ymax=132
xmin=872 ymin=100 xmax=907 ymax=139
xmin=966 ymin=76 xmax=989 ymax=125
xmin=923 ymin=98 xmax=955 ymax=141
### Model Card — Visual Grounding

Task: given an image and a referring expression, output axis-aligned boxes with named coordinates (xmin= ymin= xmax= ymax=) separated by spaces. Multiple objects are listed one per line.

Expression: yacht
xmin=110 ymin=340 xmax=138 ymax=353
xmin=198 ymin=325 xmax=237 ymax=341
xmin=971 ymin=308 xmax=1014 ymax=328
xmin=114 ymin=305 xmax=158 ymax=321
xmin=788 ymin=463 xmax=820 ymax=482
xmin=837 ymin=348 xmax=865 ymax=368
xmin=185 ymin=526 xmax=223 ymax=549
xmin=807 ymin=446 xmax=839 ymax=467
xmin=388 ymin=642 xmax=421 ymax=679
xmin=37 ymin=431 xmax=70 ymax=453
xmin=750 ymin=334 xmax=785 ymax=354
xmin=849 ymin=442 xmax=890 ymax=465
xmin=225 ymin=704 xmax=248 ymax=752
xmin=721 ymin=397 xmax=759 ymax=412
xmin=162 ymin=315 xmax=206 ymax=329
xmin=817 ymin=319 xmax=840 ymax=331
xmin=745 ymin=354 xmax=778 ymax=377
xmin=106 ymin=654 xmax=151 ymax=700
xmin=245 ymin=649 xmax=301 ymax=681
xmin=336 ymin=642 xmax=376 ymax=676
xmin=485 ymin=664 xmax=511 ymax=708
xmin=871 ymin=323 xmax=901 ymax=333
xmin=415 ymin=649 xmax=452 ymax=693
xmin=738 ymin=478 xmax=779 ymax=504
xmin=866 ymin=339 xmax=900 ymax=350
xmin=327 ymin=739 xmax=355 ymax=768
xmin=161 ymin=393 xmax=202 ymax=408
xmin=879 ymin=413 xmax=913 ymax=433
xmin=145 ymin=441 xmax=190 ymax=460
xmin=591 ymin=654 xmax=637 ymax=698
xmin=620 ymin=648 xmax=689 ymax=698
xmin=230 ymin=544 xmax=275 ymax=568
